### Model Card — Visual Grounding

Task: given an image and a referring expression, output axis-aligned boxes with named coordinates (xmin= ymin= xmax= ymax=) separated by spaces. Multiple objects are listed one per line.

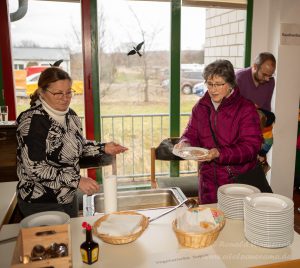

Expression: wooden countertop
xmin=0 ymin=121 xmax=17 ymax=129
xmin=1 ymin=205 xmax=300 ymax=268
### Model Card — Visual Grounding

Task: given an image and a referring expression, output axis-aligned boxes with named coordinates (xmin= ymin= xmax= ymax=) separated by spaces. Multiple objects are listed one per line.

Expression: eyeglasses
xmin=205 ymin=82 xmax=226 ymax=89
xmin=47 ymin=89 xmax=75 ymax=100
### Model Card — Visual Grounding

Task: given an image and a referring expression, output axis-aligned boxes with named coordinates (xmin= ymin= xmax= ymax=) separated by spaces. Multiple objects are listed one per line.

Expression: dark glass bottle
xmin=80 ymin=227 xmax=99 ymax=265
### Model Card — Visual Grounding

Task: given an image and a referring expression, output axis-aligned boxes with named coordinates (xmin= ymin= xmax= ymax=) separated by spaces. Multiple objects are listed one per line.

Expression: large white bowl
xmin=20 ymin=211 xmax=70 ymax=228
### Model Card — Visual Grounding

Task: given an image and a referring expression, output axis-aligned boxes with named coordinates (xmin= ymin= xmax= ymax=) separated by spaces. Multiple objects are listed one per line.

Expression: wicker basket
xmin=93 ymin=211 xmax=149 ymax=245
xmin=172 ymin=207 xmax=225 ymax=248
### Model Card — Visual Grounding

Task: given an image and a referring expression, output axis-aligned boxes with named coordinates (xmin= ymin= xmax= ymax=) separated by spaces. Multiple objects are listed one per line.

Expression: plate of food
xmin=172 ymin=146 xmax=209 ymax=160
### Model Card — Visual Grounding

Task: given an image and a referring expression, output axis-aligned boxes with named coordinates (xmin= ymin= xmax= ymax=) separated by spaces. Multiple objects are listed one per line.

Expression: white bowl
xmin=20 ymin=211 xmax=70 ymax=228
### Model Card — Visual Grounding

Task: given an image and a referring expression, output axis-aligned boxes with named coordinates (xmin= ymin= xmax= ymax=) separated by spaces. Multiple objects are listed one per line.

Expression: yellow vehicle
xmin=14 ymin=70 xmax=27 ymax=97
xmin=25 ymin=72 xmax=84 ymax=96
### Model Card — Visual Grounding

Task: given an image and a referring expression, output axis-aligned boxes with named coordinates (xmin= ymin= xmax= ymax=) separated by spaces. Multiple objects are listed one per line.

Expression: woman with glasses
xmin=16 ymin=67 xmax=127 ymax=218
xmin=174 ymin=60 xmax=263 ymax=204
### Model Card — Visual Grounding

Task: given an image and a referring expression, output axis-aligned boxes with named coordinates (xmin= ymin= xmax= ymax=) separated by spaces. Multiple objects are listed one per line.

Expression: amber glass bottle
xmin=80 ymin=222 xmax=99 ymax=265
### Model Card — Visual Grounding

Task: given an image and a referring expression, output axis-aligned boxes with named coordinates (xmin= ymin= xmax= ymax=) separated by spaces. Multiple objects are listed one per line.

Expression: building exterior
xmin=12 ymin=47 xmax=70 ymax=72
xmin=204 ymin=8 xmax=246 ymax=69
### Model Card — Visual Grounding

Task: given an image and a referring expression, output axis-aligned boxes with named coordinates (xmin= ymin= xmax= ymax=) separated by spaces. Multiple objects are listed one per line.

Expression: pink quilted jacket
xmin=181 ymin=87 xmax=263 ymax=204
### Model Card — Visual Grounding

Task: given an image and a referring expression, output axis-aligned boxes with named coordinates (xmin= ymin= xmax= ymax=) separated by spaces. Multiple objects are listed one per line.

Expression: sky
xmin=9 ymin=0 xmax=206 ymax=53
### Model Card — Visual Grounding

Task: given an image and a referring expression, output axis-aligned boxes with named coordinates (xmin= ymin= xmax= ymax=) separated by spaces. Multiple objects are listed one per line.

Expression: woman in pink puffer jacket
xmin=176 ymin=60 xmax=263 ymax=204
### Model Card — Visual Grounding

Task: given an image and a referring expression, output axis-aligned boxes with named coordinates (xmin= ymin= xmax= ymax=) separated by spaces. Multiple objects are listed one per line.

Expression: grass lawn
xmin=16 ymin=93 xmax=199 ymax=117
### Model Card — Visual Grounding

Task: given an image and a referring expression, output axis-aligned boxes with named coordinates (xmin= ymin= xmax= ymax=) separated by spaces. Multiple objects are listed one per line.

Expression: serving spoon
xmin=149 ymin=198 xmax=198 ymax=222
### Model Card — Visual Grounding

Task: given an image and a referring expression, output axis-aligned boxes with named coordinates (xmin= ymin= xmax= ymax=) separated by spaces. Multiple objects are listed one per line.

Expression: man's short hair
xmin=254 ymin=52 xmax=276 ymax=69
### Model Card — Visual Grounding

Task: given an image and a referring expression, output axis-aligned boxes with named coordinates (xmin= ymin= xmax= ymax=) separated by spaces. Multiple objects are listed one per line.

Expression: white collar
xmin=40 ymin=97 xmax=69 ymax=115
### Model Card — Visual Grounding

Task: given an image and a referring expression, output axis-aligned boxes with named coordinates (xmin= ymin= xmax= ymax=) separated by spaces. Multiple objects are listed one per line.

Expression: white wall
xmin=204 ymin=8 xmax=246 ymax=68
xmin=253 ymin=0 xmax=300 ymax=199
xmin=251 ymin=0 xmax=271 ymax=59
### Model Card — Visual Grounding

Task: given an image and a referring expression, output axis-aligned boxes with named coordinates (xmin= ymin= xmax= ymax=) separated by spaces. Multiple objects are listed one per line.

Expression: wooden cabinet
xmin=0 ymin=122 xmax=18 ymax=182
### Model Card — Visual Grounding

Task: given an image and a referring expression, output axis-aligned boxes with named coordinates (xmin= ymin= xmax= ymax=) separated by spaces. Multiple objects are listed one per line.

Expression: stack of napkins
xmin=177 ymin=208 xmax=217 ymax=233
xmin=97 ymin=214 xmax=143 ymax=236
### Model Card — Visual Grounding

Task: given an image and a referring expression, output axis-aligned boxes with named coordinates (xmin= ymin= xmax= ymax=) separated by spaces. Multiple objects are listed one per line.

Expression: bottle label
xmin=91 ymin=247 xmax=99 ymax=262
xmin=81 ymin=248 xmax=89 ymax=263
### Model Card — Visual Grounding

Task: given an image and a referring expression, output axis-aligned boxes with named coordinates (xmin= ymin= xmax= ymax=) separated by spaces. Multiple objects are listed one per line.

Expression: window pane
xmin=180 ymin=6 xmax=246 ymax=111
xmin=98 ymin=0 xmax=171 ymax=181
xmin=9 ymin=0 xmax=84 ymax=116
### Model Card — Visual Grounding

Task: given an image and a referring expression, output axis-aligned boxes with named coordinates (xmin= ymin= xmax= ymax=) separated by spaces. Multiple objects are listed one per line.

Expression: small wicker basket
xmin=93 ymin=211 xmax=149 ymax=245
xmin=172 ymin=207 xmax=225 ymax=248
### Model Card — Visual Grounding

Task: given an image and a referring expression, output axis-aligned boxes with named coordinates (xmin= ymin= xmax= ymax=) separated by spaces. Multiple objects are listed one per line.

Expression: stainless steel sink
xmin=83 ymin=187 xmax=187 ymax=216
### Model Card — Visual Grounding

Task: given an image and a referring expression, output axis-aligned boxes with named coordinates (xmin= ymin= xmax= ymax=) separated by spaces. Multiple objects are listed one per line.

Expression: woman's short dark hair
xmin=203 ymin=59 xmax=237 ymax=88
xmin=30 ymin=67 xmax=72 ymax=106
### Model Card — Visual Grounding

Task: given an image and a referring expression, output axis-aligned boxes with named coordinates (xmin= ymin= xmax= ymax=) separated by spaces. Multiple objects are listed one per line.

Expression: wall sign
xmin=280 ymin=23 xmax=300 ymax=46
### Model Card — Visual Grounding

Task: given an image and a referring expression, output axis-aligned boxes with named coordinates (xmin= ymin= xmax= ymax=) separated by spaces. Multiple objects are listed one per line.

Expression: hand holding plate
xmin=173 ymin=146 xmax=209 ymax=160
xmin=198 ymin=148 xmax=220 ymax=162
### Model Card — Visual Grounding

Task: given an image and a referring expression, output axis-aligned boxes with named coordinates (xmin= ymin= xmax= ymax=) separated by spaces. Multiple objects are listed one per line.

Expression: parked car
xmin=25 ymin=72 xmax=84 ymax=96
xmin=180 ymin=70 xmax=203 ymax=94
xmin=161 ymin=70 xmax=203 ymax=95
xmin=192 ymin=82 xmax=207 ymax=97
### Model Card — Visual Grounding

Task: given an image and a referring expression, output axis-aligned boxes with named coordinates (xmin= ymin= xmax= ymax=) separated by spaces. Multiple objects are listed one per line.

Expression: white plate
xmin=245 ymin=232 xmax=294 ymax=248
xmin=244 ymin=193 xmax=294 ymax=212
xmin=20 ymin=211 xmax=70 ymax=228
xmin=172 ymin=146 xmax=208 ymax=160
xmin=218 ymin=184 xmax=260 ymax=199
xmin=244 ymin=205 xmax=294 ymax=218
xmin=244 ymin=228 xmax=294 ymax=242
xmin=244 ymin=222 xmax=294 ymax=236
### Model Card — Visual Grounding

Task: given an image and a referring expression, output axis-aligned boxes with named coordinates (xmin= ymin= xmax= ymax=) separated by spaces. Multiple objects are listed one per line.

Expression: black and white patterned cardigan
xmin=16 ymin=100 xmax=105 ymax=204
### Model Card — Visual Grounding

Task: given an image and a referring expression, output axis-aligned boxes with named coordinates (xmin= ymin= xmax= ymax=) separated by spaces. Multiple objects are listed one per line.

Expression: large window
xmin=98 ymin=0 xmax=170 ymax=111
xmin=97 ymin=1 xmax=246 ymax=181
xmin=9 ymin=0 xmax=247 ymax=182
xmin=180 ymin=5 xmax=246 ymax=115
xmin=9 ymin=0 xmax=84 ymax=115
xmin=98 ymin=0 xmax=171 ymax=179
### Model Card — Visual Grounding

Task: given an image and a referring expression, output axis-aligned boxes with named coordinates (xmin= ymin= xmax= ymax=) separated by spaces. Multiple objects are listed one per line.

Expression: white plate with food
xmin=20 ymin=211 xmax=70 ymax=228
xmin=172 ymin=146 xmax=209 ymax=160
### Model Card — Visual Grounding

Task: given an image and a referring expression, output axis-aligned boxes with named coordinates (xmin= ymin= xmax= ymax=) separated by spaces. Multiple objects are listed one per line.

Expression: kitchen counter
xmin=0 ymin=181 xmax=17 ymax=228
xmin=1 ymin=206 xmax=300 ymax=268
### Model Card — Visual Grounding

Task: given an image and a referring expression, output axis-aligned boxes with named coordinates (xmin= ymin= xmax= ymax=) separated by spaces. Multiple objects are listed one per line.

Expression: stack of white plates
xmin=244 ymin=193 xmax=294 ymax=248
xmin=217 ymin=184 xmax=260 ymax=220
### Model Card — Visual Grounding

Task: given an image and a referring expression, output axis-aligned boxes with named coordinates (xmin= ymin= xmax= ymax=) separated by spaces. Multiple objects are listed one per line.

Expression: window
xmin=9 ymin=0 xmax=83 ymax=114
xmin=180 ymin=4 xmax=246 ymax=112
xmin=14 ymin=64 xmax=24 ymax=70
xmin=96 ymin=0 xmax=246 ymax=180
xmin=9 ymin=0 xmax=247 ymax=182
xmin=98 ymin=0 xmax=171 ymax=179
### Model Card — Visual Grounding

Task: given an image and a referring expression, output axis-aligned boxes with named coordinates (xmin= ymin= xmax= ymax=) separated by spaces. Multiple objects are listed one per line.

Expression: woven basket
xmin=172 ymin=207 xmax=225 ymax=248
xmin=93 ymin=211 xmax=149 ymax=245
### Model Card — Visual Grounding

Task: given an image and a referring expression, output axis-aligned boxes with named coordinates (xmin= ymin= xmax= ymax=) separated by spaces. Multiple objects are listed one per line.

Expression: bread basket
xmin=93 ymin=211 xmax=149 ymax=245
xmin=172 ymin=207 xmax=225 ymax=248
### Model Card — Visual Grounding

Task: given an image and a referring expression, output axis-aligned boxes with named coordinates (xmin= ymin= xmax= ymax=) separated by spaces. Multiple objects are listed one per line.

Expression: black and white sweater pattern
xmin=16 ymin=101 xmax=105 ymax=204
